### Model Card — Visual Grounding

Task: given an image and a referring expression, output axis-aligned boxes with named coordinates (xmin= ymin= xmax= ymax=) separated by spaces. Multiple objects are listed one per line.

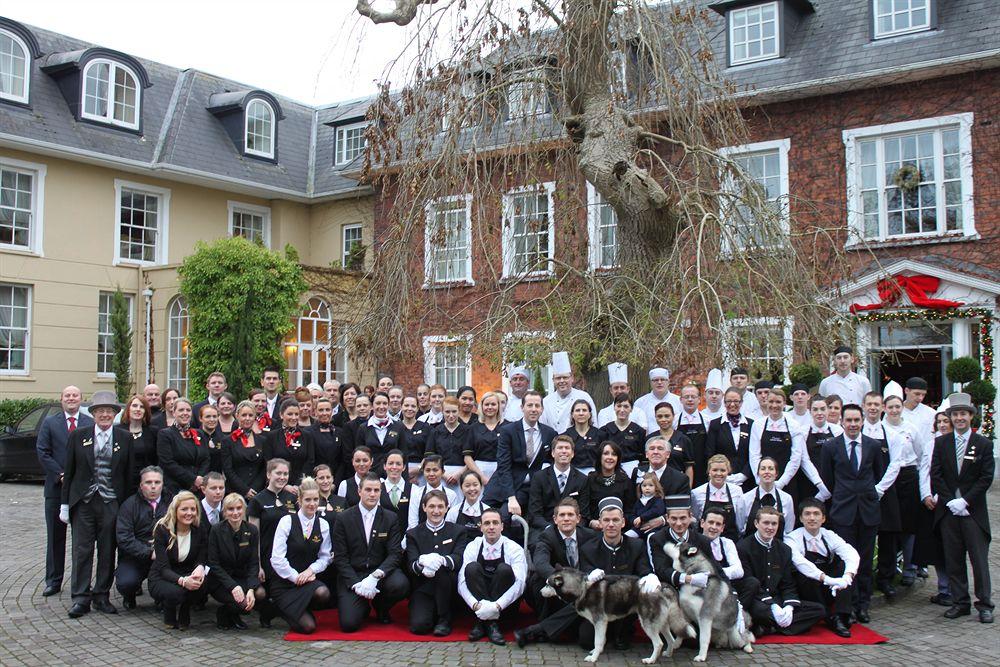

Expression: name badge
xmin=569 ymin=491 xmax=579 ymax=497
xmin=112 ymin=445 xmax=120 ymax=453
xmin=442 ymin=538 xmax=453 ymax=544
xmin=238 ymin=541 xmax=250 ymax=547
xmin=414 ymin=429 xmax=423 ymax=435
xmin=963 ymin=455 xmax=976 ymax=461
xmin=83 ymin=438 xmax=93 ymax=447
xmin=377 ymin=532 xmax=388 ymax=538
xmin=310 ymin=534 xmax=321 ymax=543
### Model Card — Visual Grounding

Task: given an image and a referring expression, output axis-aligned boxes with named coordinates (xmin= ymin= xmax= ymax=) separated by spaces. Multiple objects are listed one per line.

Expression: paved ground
xmin=1 ymin=481 xmax=997 ymax=667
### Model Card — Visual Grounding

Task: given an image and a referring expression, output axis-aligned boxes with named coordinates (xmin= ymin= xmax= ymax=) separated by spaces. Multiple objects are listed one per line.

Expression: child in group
xmin=626 ymin=472 xmax=666 ymax=538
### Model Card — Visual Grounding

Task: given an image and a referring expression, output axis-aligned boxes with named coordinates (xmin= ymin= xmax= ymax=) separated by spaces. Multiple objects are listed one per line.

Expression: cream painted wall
xmin=308 ymin=196 xmax=373 ymax=269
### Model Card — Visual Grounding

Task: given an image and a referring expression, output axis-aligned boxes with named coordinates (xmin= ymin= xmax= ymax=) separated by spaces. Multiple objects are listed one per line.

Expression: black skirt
xmin=269 ymin=577 xmax=327 ymax=621
xmin=894 ymin=465 xmax=920 ymax=535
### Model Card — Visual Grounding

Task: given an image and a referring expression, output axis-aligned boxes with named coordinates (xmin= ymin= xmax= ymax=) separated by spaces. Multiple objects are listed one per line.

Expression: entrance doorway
xmin=867 ymin=320 xmax=952 ymax=406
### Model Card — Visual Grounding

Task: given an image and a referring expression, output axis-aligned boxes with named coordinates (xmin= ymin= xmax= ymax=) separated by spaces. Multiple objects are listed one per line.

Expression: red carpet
xmin=285 ymin=601 xmax=888 ymax=645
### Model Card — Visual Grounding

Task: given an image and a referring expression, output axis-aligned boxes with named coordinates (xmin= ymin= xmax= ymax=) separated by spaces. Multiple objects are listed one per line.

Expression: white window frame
xmin=0 ymin=28 xmax=30 ymax=104
xmin=873 ymin=0 xmax=932 ymax=39
xmin=717 ymin=138 xmax=790 ymax=254
xmin=501 ymin=182 xmax=556 ymax=279
xmin=167 ymin=296 xmax=189 ymax=396
xmin=284 ymin=297 xmax=348 ymax=387
xmin=0 ymin=156 xmax=45 ymax=255
xmin=0 ymin=282 xmax=31 ymax=375
xmin=113 ymin=179 xmax=170 ymax=266
xmin=244 ymin=99 xmax=275 ymax=159
xmin=97 ymin=291 xmax=134 ymax=378
xmin=227 ymin=201 xmax=271 ymax=248
xmin=424 ymin=194 xmax=474 ymax=286
xmin=720 ymin=315 xmax=794 ymax=382
xmin=586 ymin=182 xmax=619 ymax=270
xmin=81 ymin=58 xmax=140 ymax=130
xmin=506 ymin=65 xmax=550 ymax=121
xmin=341 ymin=223 xmax=364 ymax=269
xmin=335 ymin=121 xmax=368 ymax=166
xmin=422 ymin=335 xmax=472 ymax=394
xmin=843 ymin=113 xmax=975 ymax=247
xmin=501 ymin=330 xmax=555 ymax=395
xmin=728 ymin=2 xmax=780 ymax=66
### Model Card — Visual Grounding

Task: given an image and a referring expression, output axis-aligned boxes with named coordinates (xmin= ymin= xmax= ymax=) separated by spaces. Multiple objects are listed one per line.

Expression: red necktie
xmin=67 ymin=416 xmax=76 ymax=432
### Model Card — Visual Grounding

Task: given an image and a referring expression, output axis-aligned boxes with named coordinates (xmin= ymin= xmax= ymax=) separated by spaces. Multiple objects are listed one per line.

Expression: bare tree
xmin=349 ymin=0 xmax=858 ymax=383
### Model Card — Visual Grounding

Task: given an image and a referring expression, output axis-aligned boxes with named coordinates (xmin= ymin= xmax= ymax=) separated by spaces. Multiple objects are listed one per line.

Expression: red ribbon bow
xmin=180 ymin=427 xmax=201 ymax=446
xmin=231 ymin=428 xmax=250 ymax=447
xmin=849 ymin=274 xmax=964 ymax=314
xmin=376 ymin=419 xmax=389 ymax=428
xmin=257 ymin=413 xmax=272 ymax=430
xmin=285 ymin=430 xmax=302 ymax=448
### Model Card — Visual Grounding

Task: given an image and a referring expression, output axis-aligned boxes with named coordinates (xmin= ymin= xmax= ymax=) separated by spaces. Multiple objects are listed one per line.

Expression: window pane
xmin=0 ymin=167 xmax=33 ymax=248
xmin=730 ymin=3 xmax=779 ymax=64
xmin=118 ymin=188 xmax=160 ymax=262
xmin=0 ymin=33 xmax=27 ymax=100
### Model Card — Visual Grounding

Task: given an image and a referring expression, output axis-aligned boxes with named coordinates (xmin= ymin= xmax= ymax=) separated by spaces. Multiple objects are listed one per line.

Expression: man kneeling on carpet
xmin=737 ymin=505 xmax=826 ymax=636
xmin=457 ymin=507 xmax=528 ymax=645
xmin=331 ymin=472 xmax=410 ymax=631
xmin=785 ymin=498 xmax=859 ymax=638
xmin=405 ymin=489 xmax=468 ymax=636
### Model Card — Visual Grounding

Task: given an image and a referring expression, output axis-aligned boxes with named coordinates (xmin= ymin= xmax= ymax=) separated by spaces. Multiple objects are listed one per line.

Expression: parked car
xmin=0 ymin=402 xmax=60 ymax=481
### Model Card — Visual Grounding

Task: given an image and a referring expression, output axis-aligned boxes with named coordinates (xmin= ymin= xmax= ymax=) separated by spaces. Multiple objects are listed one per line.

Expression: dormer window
xmin=873 ymin=0 xmax=931 ymax=39
xmin=82 ymin=59 xmax=139 ymax=129
xmin=244 ymin=98 xmax=275 ymax=158
xmin=729 ymin=2 xmax=779 ymax=65
xmin=0 ymin=29 xmax=30 ymax=104
xmin=506 ymin=65 xmax=549 ymax=120
xmin=335 ymin=121 xmax=367 ymax=166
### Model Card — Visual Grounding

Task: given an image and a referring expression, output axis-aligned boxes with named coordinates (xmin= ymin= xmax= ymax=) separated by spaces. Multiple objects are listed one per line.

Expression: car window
xmin=17 ymin=407 xmax=49 ymax=434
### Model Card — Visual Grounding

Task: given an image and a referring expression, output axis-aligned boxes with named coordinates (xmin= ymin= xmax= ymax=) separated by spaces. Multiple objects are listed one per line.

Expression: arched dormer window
xmin=0 ymin=28 xmax=30 ymax=104
xmin=244 ymin=98 xmax=275 ymax=159
xmin=82 ymin=58 xmax=140 ymax=129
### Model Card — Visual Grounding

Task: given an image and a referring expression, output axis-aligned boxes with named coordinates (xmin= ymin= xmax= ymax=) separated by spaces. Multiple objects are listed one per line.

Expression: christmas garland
xmin=853 ymin=307 xmax=995 ymax=438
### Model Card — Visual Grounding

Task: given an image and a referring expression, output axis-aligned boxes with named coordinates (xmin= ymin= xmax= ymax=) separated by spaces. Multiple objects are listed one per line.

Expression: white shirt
xmin=177 ymin=532 xmax=191 ymax=562
xmin=541 ymin=388 xmax=596 ymax=433
xmin=596 ymin=403 xmax=647 ymax=431
xmin=700 ymin=406 xmax=724 ymax=423
xmin=383 ymin=477 xmax=406 ymax=505
xmin=366 ymin=415 xmax=391 ymax=444
xmin=786 ymin=408 xmax=812 ymax=430
xmin=881 ymin=418 xmax=921 ymax=467
xmin=458 ymin=536 xmax=527 ymax=610
xmin=409 ymin=483 xmax=458 ymax=530
xmin=270 ymin=510 xmax=333 ymax=582
xmin=903 ymin=402 xmax=936 ymax=440
xmin=740 ymin=390 xmax=763 ymax=421
xmin=359 ymin=503 xmax=379 ymax=543
xmin=691 ymin=481 xmax=744 ymax=521
xmin=634 ymin=391 xmax=682 ymax=434
xmin=337 ymin=474 xmax=363 ymax=498
xmin=503 ymin=395 xmax=524 ymax=423
xmin=748 ymin=417 xmax=805 ymax=490
xmin=785 ymin=527 xmax=860 ymax=582
xmin=446 ymin=498 xmax=489 ymax=523
xmin=735 ymin=485 xmax=794 ymax=537
xmin=418 ymin=409 xmax=443 ymax=425
xmin=265 ymin=394 xmax=278 ymax=417
xmin=862 ymin=421 xmax=902 ymax=495
xmin=819 ymin=371 xmax=871 ymax=407
xmin=709 ymin=536 xmax=743 ymax=581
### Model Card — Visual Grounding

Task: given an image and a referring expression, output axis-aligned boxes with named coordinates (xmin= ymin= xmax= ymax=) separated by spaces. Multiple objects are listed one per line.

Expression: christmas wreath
xmin=891 ymin=164 xmax=921 ymax=192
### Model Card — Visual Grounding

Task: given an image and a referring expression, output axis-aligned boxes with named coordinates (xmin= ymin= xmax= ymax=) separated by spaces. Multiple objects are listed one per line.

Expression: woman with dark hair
xmin=337 ymin=446 xmax=373 ymax=507
xmin=425 ymin=397 xmax=472 ymax=492
xmin=152 ymin=387 xmax=181 ymax=429
xmin=341 ymin=393 xmax=371 ymax=468
xmin=336 ymin=382 xmax=361 ymax=428
xmin=399 ymin=396 xmax=430 ymax=482
xmin=294 ymin=387 xmax=315 ymax=429
xmin=217 ymin=392 xmax=238 ymax=435
xmin=585 ymin=442 xmax=635 ymax=529
xmin=198 ymin=403 xmax=226 ymax=475
xmin=562 ymin=399 xmax=605 ymax=476
xmin=354 ymin=391 xmax=404 ymax=475
xmin=207 ymin=492 xmax=263 ymax=630
xmin=118 ymin=394 xmax=158 ymax=487
xmin=148 ymin=491 xmax=208 ymax=629
xmin=265 ymin=399 xmax=315 ymax=493
xmin=446 ymin=469 xmax=490 ymax=540
xmin=599 ymin=394 xmax=647 ymax=474
xmin=456 ymin=386 xmax=479 ymax=425
xmin=223 ymin=401 xmax=267 ymax=499
xmin=157 ymin=398 xmax=210 ymax=495
xmin=247 ymin=458 xmax=297 ymax=626
xmin=309 ymin=397 xmax=346 ymax=483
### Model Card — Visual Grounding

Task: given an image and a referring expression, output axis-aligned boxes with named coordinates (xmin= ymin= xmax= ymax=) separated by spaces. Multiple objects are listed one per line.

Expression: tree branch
xmin=356 ymin=0 xmax=439 ymax=26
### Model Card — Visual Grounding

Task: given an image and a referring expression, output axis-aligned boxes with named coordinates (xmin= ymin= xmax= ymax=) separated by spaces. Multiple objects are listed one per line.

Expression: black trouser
xmin=533 ymin=600 xmax=581 ymax=640
xmin=335 ymin=569 xmax=409 ymax=632
xmin=746 ymin=598 xmax=826 ymax=636
xmin=941 ymin=515 xmax=994 ymax=611
xmin=70 ymin=496 xmax=119 ymax=605
xmin=876 ymin=530 xmax=901 ymax=589
xmin=44 ymin=495 xmax=67 ymax=588
xmin=830 ymin=522 xmax=877 ymax=610
xmin=115 ymin=553 xmax=152 ymax=598
xmin=464 ymin=562 xmax=516 ymax=607
xmin=730 ymin=576 xmax=761 ymax=613
xmin=794 ymin=560 xmax=853 ymax=616
xmin=408 ymin=569 xmax=457 ymax=633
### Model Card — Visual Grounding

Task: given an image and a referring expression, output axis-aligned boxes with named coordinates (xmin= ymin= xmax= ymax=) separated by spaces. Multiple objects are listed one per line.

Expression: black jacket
xmin=931 ymin=431 xmax=994 ymax=535
xmin=820 ymin=434 xmax=885 ymax=528
xmin=400 ymin=422 xmax=431 ymax=464
xmin=598 ymin=422 xmax=646 ymax=462
xmin=354 ymin=420 xmax=405 ymax=474
xmin=631 ymin=463 xmax=691 ymax=497
xmin=579 ymin=535 xmax=651 ymax=576
xmin=61 ymin=426 xmax=133 ymax=508
xmin=532 ymin=525 xmax=597 ymax=581
xmin=404 ymin=521 xmax=467 ymax=575
xmin=309 ymin=422 xmax=347 ymax=482
xmin=37 ymin=411 xmax=94 ymax=499
xmin=648 ymin=529 xmax=714 ymax=588
xmin=150 ymin=523 xmax=208 ymax=583
xmin=207 ymin=520 xmax=260 ymax=592
xmin=527 ymin=466 xmax=591 ymax=529
xmin=560 ymin=425 xmax=606 ymax=470
xmin=736 ymin=534 xmax=802 ymax=607
xmin=705 ymin=416 xmax=754 ymax=482
xmin=222 ymin=431 xmax=266 ymax=497
xmin=115 ymin=491 xmax=172 ymax=560
xmin=265 ymin=427 xmax=315 ymax=484
xmin=331 ymin=504 xmax=404 ymax=586
xmin=425 ymin=421 xmax=473 ymax=466
xmin=156 ymin=426 xmax=211 ymax=494
xmin=485 ymin=419 xmax=557 ymax=503
xmin=115 ymin=424 xmax=159 ymax=488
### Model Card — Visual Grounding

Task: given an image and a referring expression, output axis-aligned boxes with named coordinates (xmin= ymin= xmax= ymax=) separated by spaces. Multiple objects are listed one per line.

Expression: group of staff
xmin=35 ymin=346 xmax=993 ymax=653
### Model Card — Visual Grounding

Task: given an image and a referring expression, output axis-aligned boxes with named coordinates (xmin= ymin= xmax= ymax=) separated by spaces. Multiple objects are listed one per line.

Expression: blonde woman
xmin=468 ymin=391 xmax=504 ymax=483
xmin=207 ymin=493 xmax=262 ymax=630
xmin=149 ymin=491 xmax=207 ymax=629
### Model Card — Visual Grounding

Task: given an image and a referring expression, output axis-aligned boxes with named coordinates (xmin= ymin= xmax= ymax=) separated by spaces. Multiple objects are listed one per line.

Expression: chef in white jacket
xmin=634 ymin=367 xmax=682 ymax=434
xmin=540 ymin=352 xmax=596 ymax=434
xmin=503 ymin=365 xmax=531 ymax=422
xmin=700 ymin=368 xmax=726 ymax=423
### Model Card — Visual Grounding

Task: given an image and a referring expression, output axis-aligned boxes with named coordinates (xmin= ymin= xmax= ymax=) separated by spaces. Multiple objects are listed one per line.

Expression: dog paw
xmin=584 ymin=653 xmax=600 ymax=663
xmin=743 ymin=644 xmax=754 ymax=653
xmin=641 ymin=657 xmax=657 ymax=664
xmin=693 ymin=656 xmax=707 ymax=663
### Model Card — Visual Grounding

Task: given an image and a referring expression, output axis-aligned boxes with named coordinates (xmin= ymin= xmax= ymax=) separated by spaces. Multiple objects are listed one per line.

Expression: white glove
xmin=777 ymin=605 xmax=794 ymax=628
xmin=687 ymin=572 xmax=709 ymax=588
xmin=59 ymin=504 xmax=69 ymax=524
xmin=587 ymin=569 xmax=605 ymax=584
xmin=770 ymin=603 xmax=783 ymax=623
xmin=421 ymin=554 xmax=445 ymax=577
xmin=946 ymin=498 xmax=969 ymax=515
xmin=824 ymin=576 xmax=846 ymax=590
xmin=474 ymin=601 xmax=499 ymax=620
xmin=483 ymin=601 xmax=501 ymax=620
xmin=352 ymin=574 xmax=379 ymax=599
xmin=816 ymin=486 xmax=832 ymax=502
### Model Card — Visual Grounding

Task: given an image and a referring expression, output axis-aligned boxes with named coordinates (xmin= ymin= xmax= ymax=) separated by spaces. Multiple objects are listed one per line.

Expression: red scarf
xmin=231 ymin=428 xmax=251 ymax=447
xmin=257 ymin=413 xmax=272 ymax=430
xmin=179 ymin=427 xmax=201 ymax=446
xmin=285 ymin=429 xmax=302 ymax=448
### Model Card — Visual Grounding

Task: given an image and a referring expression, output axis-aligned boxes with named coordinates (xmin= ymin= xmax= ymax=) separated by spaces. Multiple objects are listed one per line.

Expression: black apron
xmin=703 ymin=484 xmax=739 ymax=541
xmin=795 ymin=428 xmax=835 ymax=503
xmin=760 ymin=419 xmax=793 ymax=480
xmin=343 ymin=476 xmax=361 ymax=507
xmin=269 ymin=515 xmax=326 ymax=620
xmin=742 ymin=487 xmax=784 ymax=539
xmin=456 ymin=502 xmax=484 ymax=541
xmin=677 ymin=413 xmax=709 ymax=488
xmin=872 ymin=426 xmax=901 ymax=533
xmin=478 ymin=540 xmax=505 ymax=577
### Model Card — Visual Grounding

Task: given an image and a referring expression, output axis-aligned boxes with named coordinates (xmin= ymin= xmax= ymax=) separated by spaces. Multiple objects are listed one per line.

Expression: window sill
xmin=113 ymin=258 xmax=162 ymax=268
xmin=422 ymin=279 xmax=476 ymax=290
xmin=93 ymin=376 xmax=115 ymax=383
xmin=872 ymin=26 xmax=933 ymax=41
xmin=846 ymin=232 xmax=979 ymax=251
xmin=0 ymin=245 xmax=42 ymax=257
xmin=728 ymin=55 xmax=782 ymax=69
xmin=0 ymin=373 xmax=33 ymax=381
xmin=500 ymin=271 xmax=554 ymax=284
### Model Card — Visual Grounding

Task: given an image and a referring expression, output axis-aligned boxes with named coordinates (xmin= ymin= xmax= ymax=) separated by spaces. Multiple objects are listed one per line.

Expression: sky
xmin=5 ymin=0 xmax=422 ymax=105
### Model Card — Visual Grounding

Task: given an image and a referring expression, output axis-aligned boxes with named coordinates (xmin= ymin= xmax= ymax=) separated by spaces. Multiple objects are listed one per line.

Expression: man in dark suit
xmin=705 ymin=388 xmax=755 ymax=492
xmin=631 ymin=436 xmax=691 ymax=502
xmin=648 ymin=494 xmax=714 ymax=588
xmin=820 ymin=403 xmax=885 ymax=623
xmin=931 ymin=393 xmax=994 ymax=624
xmin=191 ymin=371 xmax=227 ymax=429
xmin=485 ymin=391 xmax=556 ymax=517
xmin=527 ymin=435 xmax=590 ymax=532
xmin=59 ymin=391 xmax=133 ymax=618
xmin=115 ymin=465 xmax=170 ymax=609
xmin=261 ymin=366 xmax=284 ymax=424
xmin=36 ymin=385 xmax=93 ymax=597
xmin=330 ymin=472 xmax=409 ymax=631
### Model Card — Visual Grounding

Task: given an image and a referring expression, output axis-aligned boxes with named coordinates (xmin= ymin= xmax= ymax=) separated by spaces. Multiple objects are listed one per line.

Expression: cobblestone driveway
xmin=2 ymin=481 xmax=997 ymax=666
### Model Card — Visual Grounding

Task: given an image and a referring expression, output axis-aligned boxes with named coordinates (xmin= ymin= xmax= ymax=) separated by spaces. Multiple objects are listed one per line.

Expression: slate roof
xmin=0 ymin=3 xmax=997 ymax=200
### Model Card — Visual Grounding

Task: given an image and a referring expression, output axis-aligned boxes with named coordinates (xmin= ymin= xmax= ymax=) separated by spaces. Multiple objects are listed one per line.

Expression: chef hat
xmin=936 ymin=397 xmax=950 ymax=415
xmin=705 ymin=368 xmax=725 ymax=392
xmin=552 ymin=351 xmax=572 ymax=375
xmin=508 ymin=364 xmax=530 ymax=380
xmin=789 ymin=383 xmax=809 ymax=396
xmin=663 ymin=494 xmax=691 ymax=511
xmin=882 ymin=380 xmax=903 ymax=400
xmin=608 ymin=362 xmax=628 ymax=385
xmin=648 ymin=367 xmax=670 ymax=380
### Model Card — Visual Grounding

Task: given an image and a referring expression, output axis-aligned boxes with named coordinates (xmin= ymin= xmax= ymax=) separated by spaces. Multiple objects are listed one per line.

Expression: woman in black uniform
xmin=468 ymin=391 xmax=504 ymax=484
xmin=562 ymin=399 xmax=605 ymax=475
xmin=336 ymin=382 xmax=361 ymax=428
xmin=446 ymin=470 xmax=490 ymax=541
xmin=265 ymin=399 xmax=315 ymax=495
xmin=309 ymin=397 xmax=345 ymax=483
xmin=157 ymin=398 xmax=210 ymax=495
xmin=646 ymin=402 xmax=694 ymax=487
xmin=223 ymin=401 xmax=267 ymax=499
xmin=148 ymin=491 xmax=207 ymax=629
xmin=314 ymin=464 xmax=347 ymax=524
xmin=585 ymin=442 xmax=635 ymax=530
xmin=118 ymin=393 xmax=157 ymax=487
xmin=268 ymin=477 xmax=333 ymax=634
xmin=247 ymin=458 xmax=297 ymax=626
xmin=380 ymin=450 xmax=414 ymax=520
xmin=217 ymin=392 xmax=237 ymax=436
xmin=354 ymin=392 xmax=404 ymax=475
xmin=456 ymin=386 xmax=479 ymax=425
xmin=336 ymin=446 xmax=373 ymax=507
xmin=207 ymin=492 xmax=263 ymax=629
xmin=425 ymin=397 xmax=472 ymax=491
xmin=399 ymin=396 xmax=430 ymax=482
xmin=198 ymin=403 xmax=226 ymax=474
xmin=597 ymin=395 xmax=644 ymax=474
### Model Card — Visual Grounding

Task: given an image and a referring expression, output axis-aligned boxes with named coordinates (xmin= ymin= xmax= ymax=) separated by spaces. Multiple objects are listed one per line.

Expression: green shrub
xmin=946 ymin=356 xmax=981 ymax=385
xmin=0 ymin=397 xmax=51 ymax=429
xmin=964 ymin=379 xmax=997 ymax=407
xmin=789 ymin=362 xmax=823 ymax=390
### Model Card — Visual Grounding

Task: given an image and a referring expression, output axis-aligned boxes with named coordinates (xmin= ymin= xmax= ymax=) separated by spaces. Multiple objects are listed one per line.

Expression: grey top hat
xmin=88 ymin=390 xmax=122 ymax=413
xmin=944 ymin=392 xmax=977 ymax=416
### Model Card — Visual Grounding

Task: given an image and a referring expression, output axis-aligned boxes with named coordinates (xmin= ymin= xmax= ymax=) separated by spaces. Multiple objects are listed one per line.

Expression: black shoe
xmin=432 ymin=621 xmax=452 ymax=637
xmin=930 ymin=593 xmax=953 ymax=607
xmin=979 ymin=609 xmax=994 ymax=624
xmin=468 ymin=621 xmax=487 ymax=642
xmin=829 ymin=616 xmax=852 ymax=638
xmin=93 ymin=599 xmax=117 ymax=615
xmin=178 ymin=604 xmax=191 ymax=629
xmin=917 ymin=567 xmax=929 ymax=579
xmin=42 ymin=584 xmax=61 ymax=597
xmin=514 ymin=628 xmax=532 ymax=648
xmin=613 ymin=635 xmax=631 ymax=651
xmin=855 ymin=608 xmax=871 ymax=624
xmin=879 ymin=584 xmax=897 ymax=601
xmin=233 ymin=616 xmax=249 ymax=630
xmin=67 ymin=603 xmax=90 ymax=618
xmin=900 ymin=572 xmax=916 ymax=587
xmin=486 ymin=622 xmax=506 ymax=646
xmin=216 ymin=608 xmax=234 ymax=630
xmin=847 ymin=611 xmax=857 ymax=625
xmin=943 ymin=605 xmax=971 ymax=619
xmin=122 ymin=594 xmax=136 ymax=610
xmin=163 ymin=607 xmax=178 ymax=629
